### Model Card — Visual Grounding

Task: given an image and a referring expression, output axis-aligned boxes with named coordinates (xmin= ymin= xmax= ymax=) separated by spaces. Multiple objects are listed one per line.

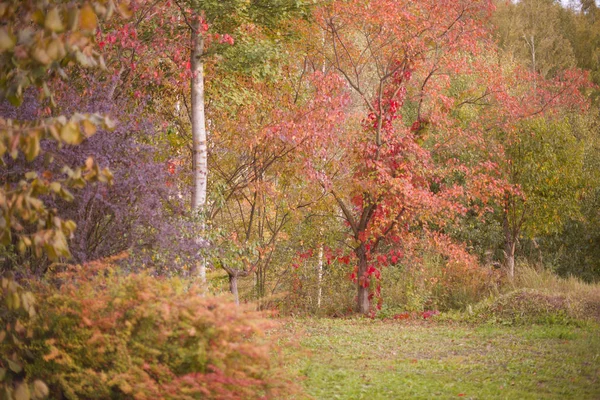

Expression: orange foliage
xmin=20 ymin=259 xmax=298 ymax=399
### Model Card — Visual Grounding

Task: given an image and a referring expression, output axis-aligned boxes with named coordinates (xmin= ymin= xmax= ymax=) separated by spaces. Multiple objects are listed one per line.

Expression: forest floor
xmin=275 ymin=317 xmax=600 ymax=399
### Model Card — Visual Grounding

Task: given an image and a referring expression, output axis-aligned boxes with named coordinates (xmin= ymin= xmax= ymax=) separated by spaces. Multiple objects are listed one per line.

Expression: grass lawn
xmin=275 ymin=318 xmax=600 ymax=399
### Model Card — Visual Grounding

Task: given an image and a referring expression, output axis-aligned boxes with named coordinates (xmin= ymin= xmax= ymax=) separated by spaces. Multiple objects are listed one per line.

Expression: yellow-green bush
xmin=1 ymin=261 xmax=297 ymax=400
xmin=465 ymin=264 xmax=600 ymax=325
xmin=381 ymin=250 xmax=500 ymax=313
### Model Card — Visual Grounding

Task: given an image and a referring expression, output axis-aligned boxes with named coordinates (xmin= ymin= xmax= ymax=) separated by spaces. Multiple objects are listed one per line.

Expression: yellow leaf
xmin=82 ymin=119 xmax=96 ymax=136
xmin=79 ymin=3 xmax=98 ymax=32
xmin=24 ymin=135 xmax=40 ymax=161
xmin=32 ymin=9 xmax=45 ymax=25
xmin=117 ymin=1 xmax=133 ymax=19
xmin=32 ymin=45 xmax=52 ymax=65
xmin=64 ymin=220 xmax=76 ymax=234
xmin=46 ymin=38 xmax=66 ymax=60
xmin=14 ymin=382 xmax=30 ymax=400
xmin=32 ymin=380 xmax=49 ymax=400
xmin=49 ymin=182 xmax=61 ymax=192
xmin=0 ymin=28 xmax=15 ymax=52
xmin=67 ymin=7 xmax=80 ymax=30
xmin=60 ymin=122 xmax=82 ymax=145
xmin=0 ymin=4 xmax=8 ymax=19
xmin=48 ymin=124 xmax=60 ymax=140
xmin=45 ymin=8 xmax=64 ymax=33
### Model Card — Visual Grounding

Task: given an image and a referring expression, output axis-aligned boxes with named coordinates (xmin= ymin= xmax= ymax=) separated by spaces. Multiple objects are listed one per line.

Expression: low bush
xmin=1 ymin=260 xmax=297 ymax=400
xmin=510 ymin=264 xmax=600 ymax=322
xmin=463 ymin=264 xmax=600 ymax=326
xmin=470 ymin=289 xmax=584 ymax=325
xmin=381 ymin=250 xmax=500 ymax=313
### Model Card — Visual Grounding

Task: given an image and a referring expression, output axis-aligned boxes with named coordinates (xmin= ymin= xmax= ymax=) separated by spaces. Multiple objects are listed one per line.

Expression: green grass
xmin=275 ymin=318 xmax=600 ymax=399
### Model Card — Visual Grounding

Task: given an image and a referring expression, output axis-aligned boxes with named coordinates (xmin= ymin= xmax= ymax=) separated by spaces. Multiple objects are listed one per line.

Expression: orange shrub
xmin=6 ymin=260 xmax=297 ymax=399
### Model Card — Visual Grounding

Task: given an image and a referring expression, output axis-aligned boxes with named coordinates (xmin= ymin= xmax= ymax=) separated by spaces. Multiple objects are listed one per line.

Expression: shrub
xmin=469 ymin=289 xmax=586 ymax=325
xmin=2 ymin=260 xmax=297 ymax=399
xmin=458 ymin=264 xmax=600 ymax=326
xmin=276 ymin=254 xmax=356 ymax=317
xmin=381 ymin=248 xmax=499 ymax=313
xmin=0 ymin=272 xmax=49 ymax=400
xmin=510 ymin=263 xmax=600 ymax=322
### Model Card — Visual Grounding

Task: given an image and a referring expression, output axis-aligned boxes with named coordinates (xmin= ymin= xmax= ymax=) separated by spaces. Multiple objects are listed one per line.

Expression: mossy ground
xmin=275 ymin=318 xmax=600 ymax=399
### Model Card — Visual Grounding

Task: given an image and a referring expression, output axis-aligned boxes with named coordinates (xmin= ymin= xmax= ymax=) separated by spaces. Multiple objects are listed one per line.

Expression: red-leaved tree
xmin=297 ymin=0 xmax=514 ymax=314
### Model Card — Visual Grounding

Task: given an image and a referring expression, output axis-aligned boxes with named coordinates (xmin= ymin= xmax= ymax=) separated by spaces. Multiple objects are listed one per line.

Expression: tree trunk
xmin=191 ymin=21 xmax=208 ymax=210
xmin=317 ymin=244 xmax=323 ymax=309
xmin=229 ymin=272 xmax=239 ymax=305
xmin=191 ymin=19 xmax=208 ymax=285
xmin=505 ymin=239 xmax=515 ymax=279
xmin=503 ymin=213 xmax=516 ymax=280
xmin=355 ymin=243 xmax=370 ymax=314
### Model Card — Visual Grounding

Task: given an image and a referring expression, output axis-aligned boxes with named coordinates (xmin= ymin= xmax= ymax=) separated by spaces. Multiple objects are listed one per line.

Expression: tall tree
xmin=182 ymin=0 xmax=308 ymax=288
xmin=302 ymin=0 xmax=507 ymax=314
xmin=501 ymin=116 xmax=587 ymax=277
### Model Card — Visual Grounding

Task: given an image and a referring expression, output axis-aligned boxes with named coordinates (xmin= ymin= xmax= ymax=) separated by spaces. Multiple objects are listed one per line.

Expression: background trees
xmin=1 ymin=0 xmax=599 ymax=313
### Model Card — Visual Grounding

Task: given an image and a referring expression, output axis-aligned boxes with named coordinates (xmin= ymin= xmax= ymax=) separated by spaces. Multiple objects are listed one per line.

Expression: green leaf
xmin=6 ymin=359 xmax=22 ymax=374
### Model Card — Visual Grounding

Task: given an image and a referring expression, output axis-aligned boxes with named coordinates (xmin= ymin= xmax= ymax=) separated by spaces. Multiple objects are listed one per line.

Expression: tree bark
xmin=317 ymin=244 xmax=323 ymax=309
xmin=505 ymin=238 xmax=516 ymax=279
xmin=503 ymin=213 xmax=516 ymax=280
xmin=191 ymin=19 xmax=208 ymax=285
xmin=355 ymin=243 xmax=370 ymax=314
xmin=229 ymin=272 xmax=239 ymax=305
xmin=191 ymin=22 xmax=208 ymax=209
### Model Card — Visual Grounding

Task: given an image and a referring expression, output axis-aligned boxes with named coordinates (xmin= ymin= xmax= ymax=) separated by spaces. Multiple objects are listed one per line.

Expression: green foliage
xmin=493 ymin=0 xmax=576 ymax=78
xmin=6 ymin=261 xmax=296 ymax=399
xmin=189 ymin=0 xmax=309 ymax=34
xmin=529 ymin=113 xmax=600 ymax=281
xmin=470 ymin=289 xmax=582 ymax=325
xmin=280 ymin=256 xmax=356 ymax=317
xmin=508 ymin=117 xmax=586 ymax=237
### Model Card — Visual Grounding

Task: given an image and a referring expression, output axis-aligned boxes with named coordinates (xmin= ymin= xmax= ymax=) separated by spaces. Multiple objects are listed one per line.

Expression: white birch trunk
xmin=191 ymin=19 xmax=208 ymax=285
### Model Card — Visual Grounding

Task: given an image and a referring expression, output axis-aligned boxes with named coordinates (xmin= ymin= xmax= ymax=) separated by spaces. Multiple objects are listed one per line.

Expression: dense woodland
xmin=1 ymin=0 xmax=600 ymax=398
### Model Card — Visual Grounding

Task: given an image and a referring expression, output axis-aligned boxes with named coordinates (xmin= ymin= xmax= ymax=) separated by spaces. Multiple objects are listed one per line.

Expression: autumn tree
xmin=488 ymin=1 xmax=595 ymax=277
xmin=297 ymin=0 xmax=510 ymax=314
xmin=91 ymin=0 xmax=309 ymax=285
